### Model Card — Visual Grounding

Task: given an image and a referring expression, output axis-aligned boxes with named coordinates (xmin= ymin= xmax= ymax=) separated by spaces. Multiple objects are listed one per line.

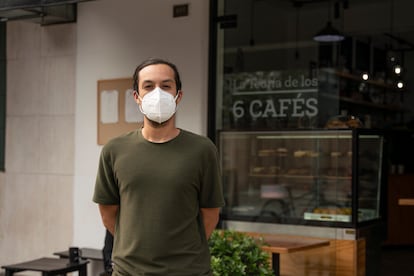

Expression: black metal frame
xmin=207 ymin=0 xmax=218 ymax=143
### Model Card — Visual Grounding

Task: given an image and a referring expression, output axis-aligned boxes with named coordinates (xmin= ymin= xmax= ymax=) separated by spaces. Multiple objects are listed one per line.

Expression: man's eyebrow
xmin=141 ymin=79 xmax=174 ymax=84
xmin=161 ymin=79 xmax=174 ymax=84
xmin=142 ymin=80 xmax=154 ymax=85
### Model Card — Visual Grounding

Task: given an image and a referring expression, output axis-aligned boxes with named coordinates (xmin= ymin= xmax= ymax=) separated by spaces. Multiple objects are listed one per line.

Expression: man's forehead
xmin=139 ymin=64 xmax=175 ymax=82
xmin=140 ymin=64 xmax=173 ymax=75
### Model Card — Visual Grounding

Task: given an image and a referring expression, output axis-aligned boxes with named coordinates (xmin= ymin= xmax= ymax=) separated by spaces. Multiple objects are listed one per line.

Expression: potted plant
xmin=209 ymin=230 xmax=274 ymax=276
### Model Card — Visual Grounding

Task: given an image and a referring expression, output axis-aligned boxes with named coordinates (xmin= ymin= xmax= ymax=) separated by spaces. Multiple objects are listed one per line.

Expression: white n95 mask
xmin=139 ymin=87 xmax=179 ymax=124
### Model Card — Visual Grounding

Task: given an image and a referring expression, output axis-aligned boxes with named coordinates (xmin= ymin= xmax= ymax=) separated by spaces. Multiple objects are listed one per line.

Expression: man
xmin=93 ymin=58 xmax=225 ymax=275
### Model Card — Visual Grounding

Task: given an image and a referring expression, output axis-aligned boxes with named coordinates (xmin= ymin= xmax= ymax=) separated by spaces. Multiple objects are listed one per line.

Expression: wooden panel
xmin=398 ymin=198 xmax=414 ymax=206
xmin=280 ymin=239 xmax=363 ymax=276
xmin=280 ymin=243 xmax=335 ymax=276
xmin=386 ymin=174 xmax=414 ymax=245
xmin=356 ymin=239 xmax=366 ymax=276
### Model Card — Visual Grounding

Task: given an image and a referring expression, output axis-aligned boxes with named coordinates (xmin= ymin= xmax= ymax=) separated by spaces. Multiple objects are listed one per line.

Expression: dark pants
xmin=102 ymin=230 xmax=114 ymax=275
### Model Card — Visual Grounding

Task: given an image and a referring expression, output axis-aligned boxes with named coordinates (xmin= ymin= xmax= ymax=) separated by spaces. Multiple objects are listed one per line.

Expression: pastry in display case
xmin=219 ymin=129 xmax=385 ymax=228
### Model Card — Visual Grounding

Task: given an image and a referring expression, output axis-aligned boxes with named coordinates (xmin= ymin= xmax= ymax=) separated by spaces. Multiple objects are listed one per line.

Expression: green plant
xmin=208 ymin=230 xmax=274 ymax=276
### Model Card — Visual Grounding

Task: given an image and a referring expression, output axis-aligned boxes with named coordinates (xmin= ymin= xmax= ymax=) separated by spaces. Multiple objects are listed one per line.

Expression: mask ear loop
xmin=174 ymin=91 xmax=180 ymax=101
xmin=173 ymin=91 xmax=181 ymax=113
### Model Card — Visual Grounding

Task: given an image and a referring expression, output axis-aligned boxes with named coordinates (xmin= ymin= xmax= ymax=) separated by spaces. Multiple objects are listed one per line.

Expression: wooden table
xmin=247 ymin=233 xmax=330 ymax=276
xmin=54 ymin=247 xmax=103 ymax=261
xmin=1 ymin=257 xmax=88 ymax=276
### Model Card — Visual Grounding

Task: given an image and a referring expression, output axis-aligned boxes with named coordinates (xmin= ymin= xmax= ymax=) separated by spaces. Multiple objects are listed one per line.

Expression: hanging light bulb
xmin=362 ymin=72 xmax=369 ymax=81
xmin=397 ymin=80 xmax=404 ymax=89
xmin=394 ymin=65 xmax=402 ymax=75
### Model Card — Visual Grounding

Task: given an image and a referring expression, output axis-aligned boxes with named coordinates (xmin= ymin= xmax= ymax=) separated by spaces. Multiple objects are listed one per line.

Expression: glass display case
xmin=219 ymin=129 xmax=385 ymax=229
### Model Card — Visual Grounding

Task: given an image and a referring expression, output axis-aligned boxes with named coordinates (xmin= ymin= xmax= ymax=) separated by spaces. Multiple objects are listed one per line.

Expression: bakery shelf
xmin=219 ymin=129 xmax=386 ymax=228
xmin=304 ymin=212 xmax=351 ymax=222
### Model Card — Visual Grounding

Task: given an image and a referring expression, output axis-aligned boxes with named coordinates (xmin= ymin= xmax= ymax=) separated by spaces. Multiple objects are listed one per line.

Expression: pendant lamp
xmin=313 ymin=21 xmax=345 ymax=42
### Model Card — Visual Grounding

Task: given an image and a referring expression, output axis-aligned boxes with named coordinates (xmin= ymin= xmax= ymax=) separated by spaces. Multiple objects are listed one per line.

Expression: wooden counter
xmin=260 ymin=235 xmax=330 ymax=253
xmin=246 ymin=232 xmax=364 ymax=276
xmin=247 ymin=233 xmax=329 ymax=276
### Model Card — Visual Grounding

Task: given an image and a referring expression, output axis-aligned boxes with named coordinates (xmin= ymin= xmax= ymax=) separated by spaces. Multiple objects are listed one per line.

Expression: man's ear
xmin=133 ymin=90 xmax=141 ymax=104
xmin=176 ymin=90 xmax=183 ymax=104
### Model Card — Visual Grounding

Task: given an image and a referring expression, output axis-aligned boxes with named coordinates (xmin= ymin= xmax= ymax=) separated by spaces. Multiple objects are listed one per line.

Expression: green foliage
xmin=208 ymin=230 xmax=274 ymax=276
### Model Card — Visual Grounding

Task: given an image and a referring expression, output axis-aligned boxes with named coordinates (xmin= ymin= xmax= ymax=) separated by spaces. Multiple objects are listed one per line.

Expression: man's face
xmin=136 ymin=64 xmax=178 ymax=99
xmin=133 ymin=63 xmax=183 ymax=124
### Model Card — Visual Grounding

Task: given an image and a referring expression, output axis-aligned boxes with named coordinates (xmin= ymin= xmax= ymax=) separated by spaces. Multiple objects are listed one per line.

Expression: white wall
xmin=0 ymin=21 xmax=76 ymax=265
xmin=74 ymin=0 xmax=210 ymax=247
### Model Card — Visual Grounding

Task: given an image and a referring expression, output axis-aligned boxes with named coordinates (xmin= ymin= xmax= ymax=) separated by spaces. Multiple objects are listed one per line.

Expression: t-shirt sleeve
xmin=93 ymin=146 xmax=120 ymax=205
xmin=199 ymin=140 xmax=225 ymax=208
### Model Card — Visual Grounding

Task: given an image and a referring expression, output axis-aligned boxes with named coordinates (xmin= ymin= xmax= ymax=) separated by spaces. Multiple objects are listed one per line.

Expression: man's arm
xmin=99 ymin=204 xmax=119 ymax=236
xmin=200 ymin=207 xmax=220 ymax=239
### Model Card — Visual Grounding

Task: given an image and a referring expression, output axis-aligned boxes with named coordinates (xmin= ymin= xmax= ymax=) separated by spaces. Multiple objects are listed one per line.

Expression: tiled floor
xmin=380 ymin=245 xmax=414 ymax=276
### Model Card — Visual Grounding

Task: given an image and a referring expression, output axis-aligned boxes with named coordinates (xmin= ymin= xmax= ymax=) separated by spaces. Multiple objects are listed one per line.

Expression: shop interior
xmin=211 ymin=0 xmax=414 ymax=275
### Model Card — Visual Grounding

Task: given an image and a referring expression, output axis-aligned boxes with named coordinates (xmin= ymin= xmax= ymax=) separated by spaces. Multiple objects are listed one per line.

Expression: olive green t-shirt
xmin=93 ymin=129 xmax=225 ymax=276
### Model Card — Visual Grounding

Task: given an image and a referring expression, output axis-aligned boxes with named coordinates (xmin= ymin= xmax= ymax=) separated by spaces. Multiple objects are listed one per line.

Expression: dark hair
xmin=132 ymin=58 xmax=182 ymax=92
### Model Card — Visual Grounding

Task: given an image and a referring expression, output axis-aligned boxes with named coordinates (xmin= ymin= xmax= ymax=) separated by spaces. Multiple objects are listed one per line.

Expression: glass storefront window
xmin=214 ymin=0 xmax=331 ymax=131
xmin=208 ymin=0 xmax=408 ymax=228
xmin=211 ymin=0 xmax=411 ymax=133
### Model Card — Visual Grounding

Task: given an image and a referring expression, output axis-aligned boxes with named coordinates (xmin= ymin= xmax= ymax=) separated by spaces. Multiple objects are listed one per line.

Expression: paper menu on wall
xmin=100 ymin=90 xmax=119 ymax=124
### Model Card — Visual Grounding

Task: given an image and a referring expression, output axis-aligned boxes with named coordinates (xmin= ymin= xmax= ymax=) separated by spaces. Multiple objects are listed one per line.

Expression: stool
xmin=2 ymin=257 xmax=88 ymax=276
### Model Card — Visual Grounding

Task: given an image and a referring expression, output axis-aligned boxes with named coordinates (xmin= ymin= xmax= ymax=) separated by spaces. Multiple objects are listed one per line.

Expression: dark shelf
xmin=336 ymin=71 xmax=403 ymax=91
xmin=320 ymin=93 xmax=404 ymax=112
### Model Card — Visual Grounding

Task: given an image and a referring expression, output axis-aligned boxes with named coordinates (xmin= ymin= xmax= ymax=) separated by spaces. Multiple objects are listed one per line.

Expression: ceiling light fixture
xmin=313 ymin=21 xmax=345 ymax=42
